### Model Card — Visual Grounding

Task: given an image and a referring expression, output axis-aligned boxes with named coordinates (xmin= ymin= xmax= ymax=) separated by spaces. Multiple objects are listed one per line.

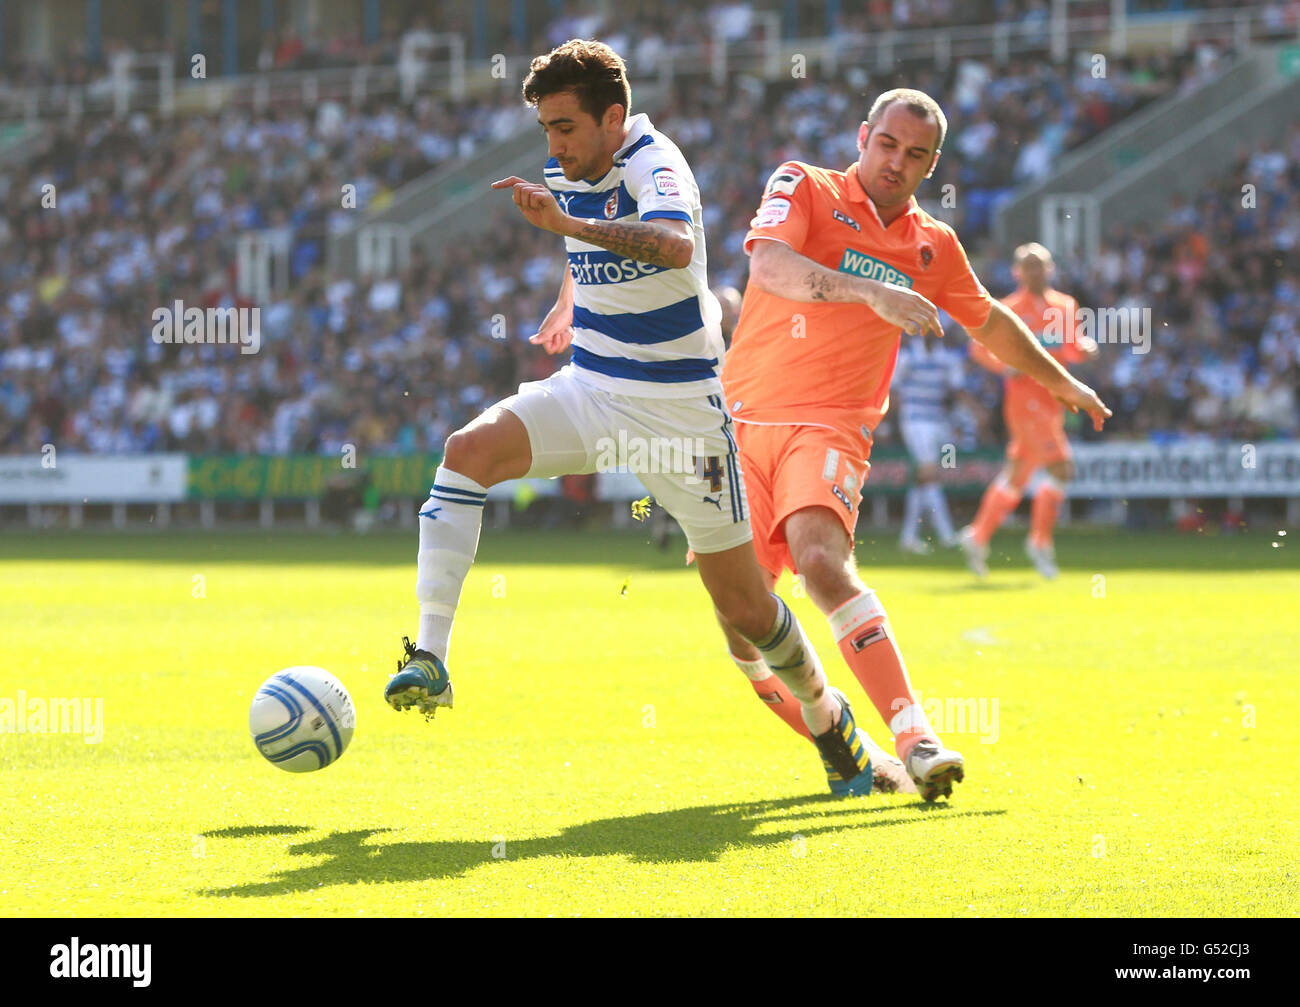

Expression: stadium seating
xmin=1 ymin=6 xmax=1296 ymax=459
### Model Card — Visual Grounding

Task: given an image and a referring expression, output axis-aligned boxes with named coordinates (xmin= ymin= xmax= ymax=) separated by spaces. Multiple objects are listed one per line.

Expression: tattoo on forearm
xmin=805 ymin=272 xmax=836 ymax=301
xmin=575 ymin=220 xmax=688 ymax=268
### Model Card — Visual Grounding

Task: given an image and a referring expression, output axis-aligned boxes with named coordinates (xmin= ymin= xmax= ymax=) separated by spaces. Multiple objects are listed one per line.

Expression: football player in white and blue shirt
xmin=893 ymin=329 xmax=966 ymax=553
xmin=536 ymin=117 xmax=725 ymax=398
xmin=383 ymin=40 xmax=890 ymax=798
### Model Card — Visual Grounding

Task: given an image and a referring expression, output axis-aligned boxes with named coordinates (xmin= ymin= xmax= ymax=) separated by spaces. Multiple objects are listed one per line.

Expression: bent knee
xmin=713 ymin=605 xmax=755 ymax=648
xmin=794 ymin=544 xmax=856 ymax=598
xmin=442 ymin=423 xmax=521 ymax=487
xmin=441 ymin=427 xmax=481 ymax=472
xmin=714 ymin=591 xmax=774 ymax=643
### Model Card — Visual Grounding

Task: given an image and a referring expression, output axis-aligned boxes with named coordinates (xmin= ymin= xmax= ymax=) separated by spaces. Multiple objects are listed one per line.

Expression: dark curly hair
xmin=522 ymin=39 xmax=631 ymax=125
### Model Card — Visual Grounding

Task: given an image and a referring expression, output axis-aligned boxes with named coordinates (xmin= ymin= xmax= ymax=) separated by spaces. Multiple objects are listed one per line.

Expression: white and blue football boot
xmin=813 ymin=689 xmax=875 ymax=797
xmin=825 ymin=688 xmax=916 ymax=795
xmin=385 ymin=636 xmax=454 ymax=719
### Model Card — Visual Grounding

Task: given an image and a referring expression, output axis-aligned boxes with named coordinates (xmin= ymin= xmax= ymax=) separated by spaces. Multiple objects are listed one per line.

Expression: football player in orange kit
xmin=959 ymin=243 xmax=1099 ymax=580
xmin=715 ymin=90 xmax=1112 ymax=799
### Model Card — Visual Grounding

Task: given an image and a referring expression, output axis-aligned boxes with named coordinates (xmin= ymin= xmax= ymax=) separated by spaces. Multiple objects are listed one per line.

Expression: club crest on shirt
xmin=604 ymin=190 xmax=620 ymax=219
xmin=919 ymin=243 xmax=935 ymax=269
xmin=764 ymin=166 xmax=806 ymax=198
xmin=832 ymin=208 xmax=861 ymax=231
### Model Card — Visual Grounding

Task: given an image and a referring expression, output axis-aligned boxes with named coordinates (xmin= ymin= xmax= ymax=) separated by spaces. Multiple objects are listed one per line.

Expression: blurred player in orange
xmin=959 ymin=243 xmax=1098 ymax=579
xmin=716 ymin=90 xmax=1111 ymax=799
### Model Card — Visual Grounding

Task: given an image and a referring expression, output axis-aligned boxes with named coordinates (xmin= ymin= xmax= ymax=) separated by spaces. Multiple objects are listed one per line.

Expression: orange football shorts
xmin=734 ymin=420 xmax=873 ymax=577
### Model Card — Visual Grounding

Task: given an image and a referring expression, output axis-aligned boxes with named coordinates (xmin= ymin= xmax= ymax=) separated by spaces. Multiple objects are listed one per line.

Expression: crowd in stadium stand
xmin=1067 ymin=133 xmax=1300 ymax=447
xmin=0 ymin=11 xmax=1296 ymax=458
xmin=0 ymin=1 xmax=1122 ymax=86
xmin=8 ymin=0 xmax=1283 ymax=87
xmin=660 ymin=48 xmax=1213 ymax=284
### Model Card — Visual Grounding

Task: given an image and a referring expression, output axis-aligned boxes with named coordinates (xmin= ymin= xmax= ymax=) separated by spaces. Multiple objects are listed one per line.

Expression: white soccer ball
xmin=249 ymin=666 xmax=356 ymax=772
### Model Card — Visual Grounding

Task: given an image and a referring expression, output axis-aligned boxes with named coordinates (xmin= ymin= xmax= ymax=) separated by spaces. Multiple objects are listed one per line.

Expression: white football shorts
xmin=494 ymin=364 xmax=752 ymax=555
xmin=900 ymin=418 xmax=949 ymax=467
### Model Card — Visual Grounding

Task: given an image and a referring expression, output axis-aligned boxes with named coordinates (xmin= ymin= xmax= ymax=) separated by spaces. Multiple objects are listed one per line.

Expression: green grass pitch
xmin=1 ymin=525 xmax=1296 ymax=917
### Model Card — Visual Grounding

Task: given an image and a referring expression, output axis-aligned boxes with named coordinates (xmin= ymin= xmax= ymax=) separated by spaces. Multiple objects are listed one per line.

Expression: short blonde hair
xmin=867 ymin=88 xmax=947 ymax=152
xmin=1013 ymin=242 xmax=1054 ymax=265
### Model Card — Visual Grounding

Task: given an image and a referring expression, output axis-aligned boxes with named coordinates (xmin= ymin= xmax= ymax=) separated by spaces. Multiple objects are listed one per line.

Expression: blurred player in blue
xmin=892 ymin=329 xmax=966 ymax=554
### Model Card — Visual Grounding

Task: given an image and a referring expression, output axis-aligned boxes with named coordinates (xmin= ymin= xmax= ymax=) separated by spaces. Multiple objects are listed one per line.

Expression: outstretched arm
xmin=491 ymin=175 xmax=693 ymax=269
xmin=967 ymin=336 xmax=1012 ymax=376
xmin=970 ymin=300 xmax=1112 ymax=430
xmin=748 ymin=238 xmax=943 ymax=338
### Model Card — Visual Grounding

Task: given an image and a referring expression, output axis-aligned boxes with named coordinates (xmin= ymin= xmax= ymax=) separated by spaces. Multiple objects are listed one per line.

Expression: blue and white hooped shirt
xmin=546 ymin=113 xmax=724 ymax=399
xmin=893 ymin=338 xmax=966 ymax=426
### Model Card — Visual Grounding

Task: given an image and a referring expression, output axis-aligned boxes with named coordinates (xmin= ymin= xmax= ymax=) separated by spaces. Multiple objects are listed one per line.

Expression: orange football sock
xmin=970 ymin=476 xmax=1023 ymax=545
xmin=827 ymin=590 xmax=937 ymax=761
xmin=1029 ymin=477 xmax=1066 ymax=548
xmin=732 ymin=654 xmax=811 ymax=739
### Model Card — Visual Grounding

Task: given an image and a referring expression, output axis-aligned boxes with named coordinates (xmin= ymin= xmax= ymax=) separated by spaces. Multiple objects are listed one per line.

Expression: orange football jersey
xmin=721 ymin=160 xmax=994 ymax=429
xmin=970 ymin=286 xmax=1087 ymax=420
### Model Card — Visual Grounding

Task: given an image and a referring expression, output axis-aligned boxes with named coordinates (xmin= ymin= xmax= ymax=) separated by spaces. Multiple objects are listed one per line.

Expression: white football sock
xmin=752 ymin=596 xmax=839 ymax=734
xmin=901 ymin=486 xmax=923 ymax=543
xmin=415 ymin=466 xmax=488 ymax=661
xmin=924 ymin=483 xmax=955 ymax=542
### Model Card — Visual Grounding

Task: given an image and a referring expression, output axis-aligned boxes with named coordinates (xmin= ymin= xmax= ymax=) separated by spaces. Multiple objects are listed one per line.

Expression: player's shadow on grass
xmin=197 ymin=797 xmax=1006 ymax=898
xmin=204 ymin=825 xmax=314 ymax=839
